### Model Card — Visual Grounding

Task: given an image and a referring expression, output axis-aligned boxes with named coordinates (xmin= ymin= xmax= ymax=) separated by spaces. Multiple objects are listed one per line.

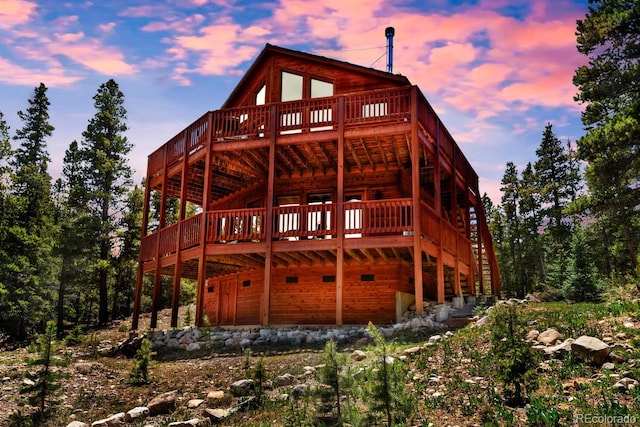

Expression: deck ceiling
xmin=154 ymin=128 xmax=429 ymax=206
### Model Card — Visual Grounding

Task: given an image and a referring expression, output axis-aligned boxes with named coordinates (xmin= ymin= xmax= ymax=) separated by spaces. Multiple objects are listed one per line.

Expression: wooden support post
xmin=262 ymin=105 xmax=278 ymax=325
xmin=336 ymin=97 xmax=345 ymax=325
xmin=151 ymin=148 xmax=169 ymax=329
xmin=170 ymin=129 xmax=190 ymax=328
xmin=132 ymin=159 xmax=153 ymax=331
xmin=410 ymin=87 xmax=424 ymax=314
xmin=434 ymin=119 xmax=444 ymax=303
xmin=195 ymin=113 xmax=213 ymax=326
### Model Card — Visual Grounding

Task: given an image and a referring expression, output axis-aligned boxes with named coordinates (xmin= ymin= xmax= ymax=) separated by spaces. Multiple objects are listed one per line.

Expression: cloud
xmin=141 ymin=13 xmax=206 ymax=33
xmin=0 ymin=0 xmax=37 ymax=29
xmin=98 ymin=22 xmax=117 ymax=33
xmin=0 ymin=56 xmax=81 ymax=86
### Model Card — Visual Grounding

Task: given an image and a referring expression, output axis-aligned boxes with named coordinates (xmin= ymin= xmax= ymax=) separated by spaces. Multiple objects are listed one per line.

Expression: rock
xmin=452 ymin=296 xmax=464 ymax=309
xmin=66 ymin=422 xmax=89 ymax=427
xmin=147 ymin=390 xmax=178 ymax=415
xmin=207 ymin=390 xmax=225 ymax=401
xmin=74 ymin=362 xmax=93 ymax=374
xmin=537 ymin=328 xmax=562 ymax=346
xmin=124 ymin=407 xmax=149 ymax=422
xmin=22 ymin=378 xmax=35 ymax=387
xmin=543 ymin=338 xmax=575 ymax=358
xmin=475 ymin=316 xmax=490 ymax=327
xmin=168 ymin=419 xmax=203 ymax=427
xmin=275 ymin=373 xmax=295 ymax=387
xmin=352 ymin=368 xmax=364 ymax=380
xmin=602 ymin=362 xmax=615 ymax=370
xmin=613 ymin=377 xmax=638 ymax=391
xmin=429 ymin=335 xmax=442 ymax=343
xmin=230 ymin=379 xmax=254 ymax=396
xmin=351 ymin=350 xmax=367 ymax=361
xmin=91 ymin=412 xmax=125 ymax=427
xmin=572 ymin=336 xmax=610 ymax=365
xmin=204 ymin=408 xmax=232 ymax=422
xmin=525 ymin=293 xmax=541 ymax=303
xmin=623 ymin=322 xmax=634 ymax=328
xmin=291 ymin=384 xmax=308 ymax=399
xmin=186 ymin=342 xmax=201 ymax=352
xmin=527 ymin=330 xmax=540 ymax=341
xmin=403 ymin=346 xmax=421 ymax=356
xmin=187 ymin=399 xmax=205 ymax=409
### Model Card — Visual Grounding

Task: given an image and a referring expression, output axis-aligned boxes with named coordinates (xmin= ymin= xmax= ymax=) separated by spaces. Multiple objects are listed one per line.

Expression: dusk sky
xmin=0 ymin=0 xmax=589 ymax=202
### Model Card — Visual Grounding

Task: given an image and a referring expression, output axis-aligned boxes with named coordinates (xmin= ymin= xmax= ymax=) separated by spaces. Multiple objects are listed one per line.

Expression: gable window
xmin=256 ymin=84 xmax=266 ymax=105
xmin=281 ymin=72 xmax=303 ymax=102
xmin=310 ymin=78 xmax=333 ymax=98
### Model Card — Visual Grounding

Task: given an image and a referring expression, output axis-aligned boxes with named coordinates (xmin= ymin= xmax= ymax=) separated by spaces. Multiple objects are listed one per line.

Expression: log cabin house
xmin=132 ymin=43 xmax=500 ymax=330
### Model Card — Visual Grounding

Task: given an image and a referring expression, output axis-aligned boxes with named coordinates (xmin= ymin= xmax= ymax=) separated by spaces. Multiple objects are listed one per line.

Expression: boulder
xmin=187 ymin=399 xmax=204 ymax=409
xmin=204 ymin=408 xmax=233 ymax=422
xmin=274 ymin=373 xmax=295 ymax=387
xmin=124 ymin=406 xmax=149 ymax=422
xmin=206 ymin=390 xmax=225 ymax=402
xmin=351 ymin=350 xmax=367 ymax=361
xmin=403 ymin=346 xmax=421 ymax=356
xmin=572 ymin=336 xmax=610 ymax=365
xmin=91 ymin=412 xmax=125 ymax=427
xmin=527 ymin=330 xmax=540 ymax=341
xmin=230 ymin=379 xmax=254 ymax=396
xmin=147 ymin=390 xmax=178 ymax=415
xmin=537 ymin=328 xmax=562 ymax=346
xmin=186 ymin=342 xmax=201 ymax=352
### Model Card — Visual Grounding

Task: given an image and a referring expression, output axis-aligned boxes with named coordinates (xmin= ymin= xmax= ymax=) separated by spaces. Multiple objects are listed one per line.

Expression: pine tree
xmin=365 ymin=323 xmax=415 ymax=426
xmin=573 ymin=0 xmax=640 ymax=273
xmin=79 ymin=79 xmax=133 ymax=325
xmin=500 ymin=162 xmax=522 ymax=297
xmin=21 ymin=321 xmax=67 ymax=418
xmin=1 ymin=84 xmax=56 ymax=339
xmin=534 ymin=123 xmax=573 ymax=244
xmin=317 ymin=339 xmax=350 ymax=424
xmin=563 ymin=228 xmax=605 ymax=302
xmin=519 ymin=162 xmax=544 ymax=292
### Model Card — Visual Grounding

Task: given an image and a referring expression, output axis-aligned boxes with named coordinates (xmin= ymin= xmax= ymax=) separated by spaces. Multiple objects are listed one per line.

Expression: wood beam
xmin=262 ymin=104 xmax=277 ymax=325
xmin=345 ymin=139 xmax=363 ymax=172
xmin=336 ymin=97 xmax=345 ymax=326
xmin=360 ymin=138 xmax=375 ymax=170
xmin=376 ymin=137 xmax=389 ymax=170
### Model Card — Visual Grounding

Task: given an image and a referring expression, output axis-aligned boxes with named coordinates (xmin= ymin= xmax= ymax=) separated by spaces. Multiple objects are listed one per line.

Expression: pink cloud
xmin=50 ymin=15 xmax=79 ymax=31
xmin=119 ymin=5 xmax=171 ymax=18
xmin=0 ymin=0 xmax=37 ymax=29
xmin=98 ymin=22 xmax=117 ymax=33
xmin=54 ymin=32 xmax=84 ymax=43
xmin=141 ymin=14 xmax=206 ymax=33
xmin=0 ymin=56 xmax=81 ymax=86
xmin=47 ymin=38 xmax=137 ymax=75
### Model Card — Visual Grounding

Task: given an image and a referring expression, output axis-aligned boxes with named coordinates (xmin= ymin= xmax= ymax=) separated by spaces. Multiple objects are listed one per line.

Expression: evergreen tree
xmin=518 ymin=162 xmax=544 ymax=292
xmin=500 ymin=162 xmax=522 ymax=297
xmin=79 ymin=79 xmax=133 ymax=325
xmin=534 ymin=123 xmax=573 ymax=243
xmin=563 ymin=228 xmax=605 ymax=302
xmin=1 ymin=84 xmax=56 ymax=339
xmin=112 ymin=185 xmax=143 ymax=319
xmin=573 ymin=0 xmax=640 ymax=273
xmin=21 ymin=321 xmax=67 ymax=418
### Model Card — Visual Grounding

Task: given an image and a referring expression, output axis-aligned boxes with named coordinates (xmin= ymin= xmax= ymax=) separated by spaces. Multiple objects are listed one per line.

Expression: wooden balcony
xmin=139 ymin=198 xmax=473 ymax=271
xmin=146 ymin=86 xmax=478 ymax=191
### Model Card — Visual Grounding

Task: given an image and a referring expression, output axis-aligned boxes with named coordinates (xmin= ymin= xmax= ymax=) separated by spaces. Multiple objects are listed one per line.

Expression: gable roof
xmin=221 ymin=43 xmax=411 ymax=109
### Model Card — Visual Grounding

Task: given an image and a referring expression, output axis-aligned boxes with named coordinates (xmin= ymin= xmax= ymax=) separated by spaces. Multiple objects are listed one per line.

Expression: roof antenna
xmin=385 ymin=26 xmax=395 ymax=73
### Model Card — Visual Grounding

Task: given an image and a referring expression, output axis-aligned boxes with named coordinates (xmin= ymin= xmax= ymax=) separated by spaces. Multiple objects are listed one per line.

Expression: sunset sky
xmin=0 ymin=0 xmax=589 ymax=202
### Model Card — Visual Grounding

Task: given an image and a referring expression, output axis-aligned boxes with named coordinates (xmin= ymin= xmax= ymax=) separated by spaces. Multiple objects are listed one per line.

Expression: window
xmin=256 ymin=84 xmax=266 ymax=105
xmin=277 ymin=195 xmax=300 ymax=240
xmin=311 ymin=79 xmax=333 ymax=98
xmin=281 ymin=72 xmax=303 ymax=102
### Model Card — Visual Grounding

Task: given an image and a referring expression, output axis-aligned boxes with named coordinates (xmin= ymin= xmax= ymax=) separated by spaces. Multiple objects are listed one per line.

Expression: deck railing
xmin=139 ymin=199 xmax=429 ymax=261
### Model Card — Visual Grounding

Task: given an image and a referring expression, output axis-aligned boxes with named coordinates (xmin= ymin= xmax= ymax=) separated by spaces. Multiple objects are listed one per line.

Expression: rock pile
xmin=140 ymin=300 xmax=461 ymax=353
